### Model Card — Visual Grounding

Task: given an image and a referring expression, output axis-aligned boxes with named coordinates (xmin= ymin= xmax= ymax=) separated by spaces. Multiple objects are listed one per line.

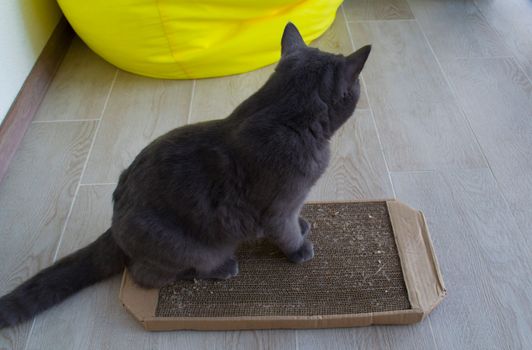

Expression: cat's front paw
xmin=287 ymin=239 xmax=314 ymax=264
xmin=299 ymin=217 xmax=311 ymax=237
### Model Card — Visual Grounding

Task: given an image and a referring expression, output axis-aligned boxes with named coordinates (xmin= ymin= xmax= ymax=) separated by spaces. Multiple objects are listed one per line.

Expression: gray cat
xmin=0 ymin=23 xmax=370 ymax=328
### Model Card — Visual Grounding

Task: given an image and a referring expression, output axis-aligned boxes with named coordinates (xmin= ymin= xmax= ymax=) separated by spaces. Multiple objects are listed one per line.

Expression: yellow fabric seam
xmin=154 ymin=0 xmax=191 ymax=78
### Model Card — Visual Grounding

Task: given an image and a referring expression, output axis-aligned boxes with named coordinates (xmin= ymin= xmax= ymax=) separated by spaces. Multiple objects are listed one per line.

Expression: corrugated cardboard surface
xmin=119 ymin=200 xmax=446 ymax=331
xmin=156 ymin=202 xmax=410 ymax=318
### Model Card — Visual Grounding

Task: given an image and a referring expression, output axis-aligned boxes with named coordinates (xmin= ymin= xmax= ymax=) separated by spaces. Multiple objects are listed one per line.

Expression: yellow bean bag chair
xmin=57 ymin=0 xmax=342 ymax=79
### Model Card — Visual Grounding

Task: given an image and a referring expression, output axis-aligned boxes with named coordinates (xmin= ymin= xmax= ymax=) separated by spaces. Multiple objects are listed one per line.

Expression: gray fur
xmin=0 ymin=23 xmax=370 ymax=328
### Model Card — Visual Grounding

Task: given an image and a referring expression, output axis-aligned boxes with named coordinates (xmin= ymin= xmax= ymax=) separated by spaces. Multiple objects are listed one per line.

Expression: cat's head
xmin=275 ymin=23 xmax=371 ymax=136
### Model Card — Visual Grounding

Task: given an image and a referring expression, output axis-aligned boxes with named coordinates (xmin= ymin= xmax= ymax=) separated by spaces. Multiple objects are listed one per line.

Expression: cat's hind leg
xmin=128 ymin=261 xmax=178 ymax=288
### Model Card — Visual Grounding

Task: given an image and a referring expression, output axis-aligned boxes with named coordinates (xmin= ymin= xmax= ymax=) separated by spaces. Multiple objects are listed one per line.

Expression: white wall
xmin=0 ymin=0 xmax=62 ymax=124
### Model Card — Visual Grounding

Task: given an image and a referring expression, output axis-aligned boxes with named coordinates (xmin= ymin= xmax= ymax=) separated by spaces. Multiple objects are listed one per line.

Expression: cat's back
xmin=139 ymin=119 xmax=231 ymax=165
xmin=113 ymin=119 xmax=239 ymax=203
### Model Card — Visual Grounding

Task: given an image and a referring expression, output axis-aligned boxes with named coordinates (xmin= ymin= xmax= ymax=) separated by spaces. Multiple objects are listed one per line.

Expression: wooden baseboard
xmin=0 ymin=17 xmax=74 ymax=184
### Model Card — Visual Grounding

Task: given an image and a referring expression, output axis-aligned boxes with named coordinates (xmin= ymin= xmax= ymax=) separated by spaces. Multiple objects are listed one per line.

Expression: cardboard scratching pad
xmin=120 ymin=200 xmax=446 ymax=331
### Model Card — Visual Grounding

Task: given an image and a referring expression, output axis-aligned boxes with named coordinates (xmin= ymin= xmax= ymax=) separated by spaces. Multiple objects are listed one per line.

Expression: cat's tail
xmin=0 ymin=229 xmax=126 ymax=328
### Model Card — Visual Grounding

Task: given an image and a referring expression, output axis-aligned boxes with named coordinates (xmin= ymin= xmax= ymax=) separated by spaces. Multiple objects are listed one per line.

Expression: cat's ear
xmin=346 ymin=45 xmax=372 ymax=80
xmin=281 ymin=22 xmax=306 ymax=56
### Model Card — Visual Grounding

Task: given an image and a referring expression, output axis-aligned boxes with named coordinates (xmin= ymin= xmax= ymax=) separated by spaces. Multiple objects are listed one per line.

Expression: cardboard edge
xmin=145 ymin=309 xmax=424 ymax=331
xmin=306 ymin=198 xmax=396 ymax=205
xmin=417 ymin=210 xmax=447 ymax=314
xmin=119 ymin=269 xmax=159 ymax=328
xmin=387 ymin=200 xmax=446 ymax=317
xmin=141 ymin=309 xmax=424 ymax=331
xmin=120 ymin=269 xmax=423 ymax=331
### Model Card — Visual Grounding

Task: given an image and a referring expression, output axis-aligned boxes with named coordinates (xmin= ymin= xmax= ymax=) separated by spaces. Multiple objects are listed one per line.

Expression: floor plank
xmin=349 ymin=20 xmax=486 ymax=171
xmin=474 ymin=0 xmax=532 ymax=80
xmin=407 ymin=0 xmax=511 ymax=59
xmin=190 ymin=64 xmax=275 ymax=123
xmin=343 ymin=0 xmax=414 ymax=21
xmin=82 ymin=71 xmax=192 ymax=184
xmin=25 ymin=185 xmax=297 ymax=350
xmin=311 ymin=11 xmax=357 ymax=57
xmin=440 ymin=57 xmax=532 ymax=238
xmin=299 ymin=324 xmax=437 ymax=350
xmin=0 ymin=121 xmax=96 ymax=349
xmin=392 ymin=169 xmax=532 ymax=349
xmin=308 ymin=110 xmax=394 ymax=201
xmin=34 ymin=38 xmax=117 ymax=122
xmin=298 ymin=328 xmax=357 ymax=350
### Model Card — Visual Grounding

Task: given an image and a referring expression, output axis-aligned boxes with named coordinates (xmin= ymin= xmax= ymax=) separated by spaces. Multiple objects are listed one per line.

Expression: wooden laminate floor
xmin=1 ymin=1 xmax=531 ymax=349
